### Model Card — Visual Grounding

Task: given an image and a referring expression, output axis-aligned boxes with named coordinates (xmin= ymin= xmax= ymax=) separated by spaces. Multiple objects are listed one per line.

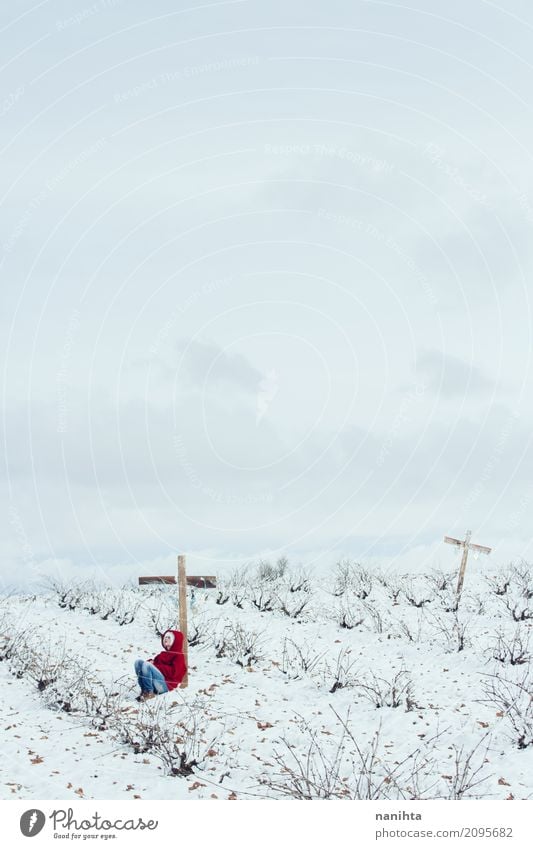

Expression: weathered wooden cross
xmin=138 ymin=554 xmax=217 ymax=689
xmin=444 ymin=529 xmax=492 ymax=600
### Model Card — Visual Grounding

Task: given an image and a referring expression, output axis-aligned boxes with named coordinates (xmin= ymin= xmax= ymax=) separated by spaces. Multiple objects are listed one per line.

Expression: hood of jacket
xmin=161 ymin=629 xmax=184 ymax=652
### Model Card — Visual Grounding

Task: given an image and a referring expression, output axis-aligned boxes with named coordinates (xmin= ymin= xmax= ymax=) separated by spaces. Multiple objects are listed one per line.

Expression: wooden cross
xmin=138 ymin=559 xmax=218 ymax=688
xmin=138 ymin=555 xmax=191 ymax=688
xmin=444 ymin=530 xmax=492 ymax=600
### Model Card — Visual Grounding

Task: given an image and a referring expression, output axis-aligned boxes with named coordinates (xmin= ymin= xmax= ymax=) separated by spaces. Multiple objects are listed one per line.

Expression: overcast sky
xmin=2 ymin=0 xmax=533 ymax=587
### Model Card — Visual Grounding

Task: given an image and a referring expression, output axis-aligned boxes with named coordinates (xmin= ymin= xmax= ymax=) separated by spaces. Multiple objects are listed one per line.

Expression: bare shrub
xmin=0 ymin=625 xmax=78 ymax=694
xmin=289 ymin=569 xmax=312 ymax=594
xmin=0 ymin=627 xmax=31 ymax=662
xmin=249 ymin=585 xmax=275 ymax=613
xmin=215 ymin=590 xmax=229 ymax=605
xmin=114 ymin=700 xmax=172 ymax=754
xmin=79 ymin=680 xmax=132 ymax=730
xmin=154 ymin=704 xmax=222 ymax=776
xmin=395 ymin=612 xmax=425 ymax=643
xmin=494 ymin=562 xmax=533 ymax=622
xmin=426 ymin=569 xmax=454 ymax=594
xmin=25 ymin=639 xmax=77 ymax=692
xmin=427 ymin=610 xmax=472 ymax=653
xmin=356 ymin=668 xmax=416 ymax=710
xmin=335 ymin=598 xmax=364 ymax=630
xmin=403 ymin=578 xmax=433 ymax=608
xmin=361 ymin=600 xmax=390 ymax=634
xmin=489 ymin=627 xmax=531 ymax=667
xmin=280 ymin=638 xmax=326 ymax=679
xmin=43 ymin=576 xmax=74 ymax=608
xmin=257 ymin=557 xmax=288 ymax=582
xmin=113 ymin=591 xmax=144 ymax=626
xmin=213 ymin=566 xmax=251 ymax=608
xmin=98 ymin=591 xmax=117 ymax=621
xmin=187 ymin=613 xmax=214 ymax=648
xmin=148 ymin=593 xmax=177 ymax=636
xmin=225 ymin=568 xmax=249 ymax=609
xmin=471 ymin=594 xmax=486 ymax=616
xmin=485 ymin=569 xmax=512 ymax=597
xmin=42 ymin=662 xmax=94 ymax=715
xmin=481 ymin=668 xmax=533 ymax=749
xmin=260 ymin=709 xmax=436 ymax=799
xmin=500 ymin=590 xmax=533 ymax=623
xmin=214 ymin=623 xmax=264 ymax=667
xmin=114 ymin=697 xmax=223 ymax=776
xmin=276 ymin=588 xmax=311 ymax=620
xmin=437 ymin=734 xmax=493 ymax=799
xmin=326 ymin=648 xmax=358 ymax=693
xmin=511 ymin=562 xmax=533 ymax=598
xmin=331 ymin=560 xmax=372 ymax=599
xmin=386 ymin=578 xmax=404 ymax=605
xmin=433 ymin=584 xmax=460 ymax=613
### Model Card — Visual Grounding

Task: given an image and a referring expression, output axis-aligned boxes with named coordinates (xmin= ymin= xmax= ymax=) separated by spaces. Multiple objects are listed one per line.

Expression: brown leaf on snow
xmin=477 ymin=721 xmax=489 ymax=728
xmin=441 ymin=775 xmax=453 ymax=780
xmin=126 ymin=784 xmax=134 ymax=791
xmin=496 ymin=711 xmax=504 ymax=717
xmin=133 ymin=795 xmax=141 ymax=799
xmin=498 ymin=778 xmax=511 ymax=786
xmin=506 ymin=794 xmax=515 ymax=800
xmin=257 ymin=722 xmax=273 ymax=730
xmin=75 ymin=788 xmax=84 ymax=797
xmin=188 ymin=782 xmax=207 ymax=791
xmin=206 ymin=749 xmax=218 ymax=757
xmin=227 ymin=792 xmax=237 ymax=800
xmin=30 ymin=756 xmax=44 ymax=765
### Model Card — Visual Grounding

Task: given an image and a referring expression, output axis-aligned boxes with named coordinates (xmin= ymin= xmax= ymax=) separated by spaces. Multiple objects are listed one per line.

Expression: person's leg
xmin=149 ymin=664 xmax=169 ymax=695
xmin=136 ymin=660 xmax=156 ymax=692
xmin=134 ymin=659 xmax=144 ymax=688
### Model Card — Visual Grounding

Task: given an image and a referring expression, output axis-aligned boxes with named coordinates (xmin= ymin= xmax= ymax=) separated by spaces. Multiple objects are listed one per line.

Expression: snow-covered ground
xmin=1 ymin=559 xmax=533 ymax=800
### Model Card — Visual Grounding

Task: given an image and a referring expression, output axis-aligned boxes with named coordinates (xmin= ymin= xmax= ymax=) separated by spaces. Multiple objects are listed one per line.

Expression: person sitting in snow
xmin=134 ymin=629 xmax=187 ymax=701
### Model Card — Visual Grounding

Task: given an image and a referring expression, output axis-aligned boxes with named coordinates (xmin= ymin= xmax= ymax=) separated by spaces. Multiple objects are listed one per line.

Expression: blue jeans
xmin=134 ymin=659 xmax=169 ymax=694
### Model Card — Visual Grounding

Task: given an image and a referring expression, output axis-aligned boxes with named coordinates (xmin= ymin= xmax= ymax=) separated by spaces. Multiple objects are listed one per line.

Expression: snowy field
xmin=1 ymin=559 xmax=533 ymax=801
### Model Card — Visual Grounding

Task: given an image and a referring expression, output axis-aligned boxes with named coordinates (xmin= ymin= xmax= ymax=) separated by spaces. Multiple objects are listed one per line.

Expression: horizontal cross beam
xmin=443 ymin=536 xmax=463 ymax=547
xmin=469 ymin=543 xmax=492 ymax=555
xmin=138 ymin=575 xmax=217 ymax=587
xmin=138 ymin=575 xmax=176 ymax=585
xmin=444 ymin=536 xmax=491 ymax=555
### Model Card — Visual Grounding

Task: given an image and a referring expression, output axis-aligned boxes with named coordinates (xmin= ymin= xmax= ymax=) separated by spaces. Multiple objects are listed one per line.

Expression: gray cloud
xmin=416 ymin=349 xmax=494 ymax=398
xmin=175 ymin=337 xmax=262 ymax=392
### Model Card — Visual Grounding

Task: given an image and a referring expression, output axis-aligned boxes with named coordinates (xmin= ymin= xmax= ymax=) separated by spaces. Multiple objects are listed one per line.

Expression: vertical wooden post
xmin=178 ymin=554 xmax=189 ymax=688
xmin=456 ymin=529 xmax=471 ymax=601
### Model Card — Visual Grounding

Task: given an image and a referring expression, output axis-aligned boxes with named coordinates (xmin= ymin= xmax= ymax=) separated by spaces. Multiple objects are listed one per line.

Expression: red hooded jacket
xmin=150 ymin=629 xmax=187 ymax=691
